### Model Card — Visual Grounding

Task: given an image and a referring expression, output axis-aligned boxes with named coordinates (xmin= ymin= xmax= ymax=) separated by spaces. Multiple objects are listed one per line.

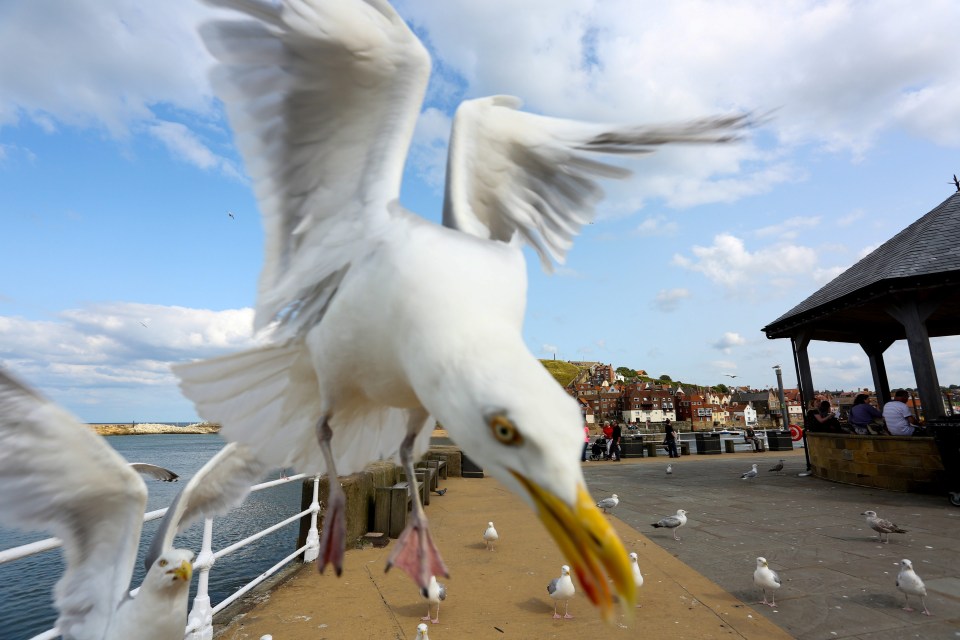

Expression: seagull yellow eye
xmin=490 ymin=415 xmax=522 ymax=445
xmin=158 ymin=559 xmax=168 ymax=567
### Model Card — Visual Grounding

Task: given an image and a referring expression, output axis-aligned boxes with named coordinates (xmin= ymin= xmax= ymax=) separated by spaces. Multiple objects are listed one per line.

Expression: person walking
xmin=610 ymin=422 xmax=623 ymax=461
xmin=663 ymin=419 xmax=680 ymax=458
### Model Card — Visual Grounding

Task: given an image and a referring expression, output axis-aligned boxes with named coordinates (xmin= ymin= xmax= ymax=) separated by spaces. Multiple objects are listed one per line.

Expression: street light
xmin=772 ymin=365 xmax=787 ymax=431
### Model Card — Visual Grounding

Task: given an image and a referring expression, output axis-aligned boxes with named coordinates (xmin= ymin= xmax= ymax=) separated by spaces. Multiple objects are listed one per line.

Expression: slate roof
xmin=763 ymin=192 xmax=960 ymax=342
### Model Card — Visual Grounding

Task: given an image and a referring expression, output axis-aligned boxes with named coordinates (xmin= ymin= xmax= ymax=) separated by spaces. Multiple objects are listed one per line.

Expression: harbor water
xmin=0 ymin=433 xmax=302 ymax=640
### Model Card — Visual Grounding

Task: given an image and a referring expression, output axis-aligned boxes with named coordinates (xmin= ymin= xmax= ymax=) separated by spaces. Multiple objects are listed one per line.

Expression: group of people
xmin=582 ymin=419 xmax=681 ymax=461
xmin=805 ymin=389 xmax=926 ymax=436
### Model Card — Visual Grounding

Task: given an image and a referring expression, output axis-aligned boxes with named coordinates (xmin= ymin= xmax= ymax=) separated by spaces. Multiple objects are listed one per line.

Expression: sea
xmin=0 ymin=433 xmax=303 ymax=640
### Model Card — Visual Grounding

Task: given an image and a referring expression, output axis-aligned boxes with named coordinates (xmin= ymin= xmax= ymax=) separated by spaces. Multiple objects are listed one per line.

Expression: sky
xmin=2 ymin=0 xmax=960 ymax=422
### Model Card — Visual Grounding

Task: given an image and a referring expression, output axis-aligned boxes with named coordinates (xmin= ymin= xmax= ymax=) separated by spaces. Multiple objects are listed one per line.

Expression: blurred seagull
xmin=0 ymin=369 xmax=259 ymax=640
xmin=227 ymin=210 xmax=235 ymax=219
xmin=861 ymin=510 xmax=907 ymax=543
xmin=651 ymin=509 xmax=688 ymax=540
xmin=596 ymin=494 xmax=619 ymax=513
xmin=754 ymin=557 xmax=781 ymax=607
xmin=666 ymin=463 xmax=673 ymax=475
xmin=952 ymin=174 xmax=960 ymax=192
xmin=723 ymin=374 xmax=738 ymax=378
xmin=177 ymin=0 xmax=749 ymax=617
xmin=420 ymin=575 xmax=446 ymax=624
xmin=547 ymin=565 xmax=576 ymax=619
xmin=768 ymin=459 xmax=784 ymax=475
xmin=483 ymin=521 xmax=499 ymax=550
xmin=415 ymin=622 xmax=430 ymax=640
xmin=896 ymin=559 xmax=930 ymax=615
xmin=741 ymin=464 xmax=759 ymax=480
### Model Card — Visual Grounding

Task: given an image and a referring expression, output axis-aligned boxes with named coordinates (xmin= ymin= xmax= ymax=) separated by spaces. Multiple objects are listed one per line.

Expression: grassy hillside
xmin=540 ymin=359 xmax=582 ymax=387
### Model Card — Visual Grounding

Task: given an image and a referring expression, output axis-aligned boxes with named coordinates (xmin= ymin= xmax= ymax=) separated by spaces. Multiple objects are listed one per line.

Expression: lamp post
xmin=773 ymin=365 xmax=787 ymax=431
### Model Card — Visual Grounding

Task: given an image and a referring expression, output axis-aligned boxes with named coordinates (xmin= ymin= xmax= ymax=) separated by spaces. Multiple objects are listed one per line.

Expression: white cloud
xmin=410 ymin=107 xmax=453 ymax=189
xmin=147 ymin=120 xmax=240 ymax=178
xmin=754 ymin=215 xmax=822 ymax=240
xmin=634 ymin=215 xmax=678 ymax=237
xmin=0 ymin=302 xmax=258 ymax=420
xmin=713 ymin=332 xmax=746 ymax=353
xmin=541 ymin=343 xmax=559 ymax=357
xmin=672 ymin=233 xmax=818 ymax=289
xmin=653 ymin=288 xmax=691 ymax=312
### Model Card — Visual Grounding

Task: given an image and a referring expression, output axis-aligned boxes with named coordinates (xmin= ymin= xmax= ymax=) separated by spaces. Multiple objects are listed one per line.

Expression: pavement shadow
xmin=391 ymin=603 xmax=431 ymax=618
xmin=515 ymin=597 xmax=555 ymax=615
xmin=465 ymin=542 xmax=489 ymax=550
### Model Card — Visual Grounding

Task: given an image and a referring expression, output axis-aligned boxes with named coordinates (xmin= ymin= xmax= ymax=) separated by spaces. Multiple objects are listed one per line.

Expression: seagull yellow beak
xmin=170 ymin=560 xmax=193 ymax=582
xmin=511 ymin=472 xmax=635 ymax=622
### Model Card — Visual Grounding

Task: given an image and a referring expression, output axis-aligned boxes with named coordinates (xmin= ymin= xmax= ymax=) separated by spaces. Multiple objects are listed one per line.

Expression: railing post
xmin=302 ymin=476 xmax=321 ymax=563
xmin=186 ymin=518 xmax=216 ymax=640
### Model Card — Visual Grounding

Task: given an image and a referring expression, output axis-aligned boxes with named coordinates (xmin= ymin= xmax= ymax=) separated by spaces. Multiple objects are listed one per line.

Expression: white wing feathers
xmin=147 ymin=443 xmax=266 ymax=569
xmin=443 ymin=98 xmax=750 ymax=270
xmin=200 ymin=0 xmax=431 ymax=334
xmin=0 ymin=369 xmax=147 ymax=640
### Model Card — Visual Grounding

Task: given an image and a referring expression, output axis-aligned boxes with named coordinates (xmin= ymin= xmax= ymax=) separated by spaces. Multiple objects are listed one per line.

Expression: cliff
xmin=89 ymin=422 xmax=221 ymax=436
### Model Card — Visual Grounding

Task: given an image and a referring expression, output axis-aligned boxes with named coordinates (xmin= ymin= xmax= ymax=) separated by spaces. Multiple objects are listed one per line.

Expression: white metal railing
xmin=1 ymin=473 xmax=321 ymax=640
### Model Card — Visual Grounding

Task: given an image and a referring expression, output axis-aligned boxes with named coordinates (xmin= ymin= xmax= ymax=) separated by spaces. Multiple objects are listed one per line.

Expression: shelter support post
xmin=858 ymin=338 xmax=893 ymax=409
xmin=791 ymin=333 xmax=813 ymax=473
xmin=886 ymin=297 xmax=944 ymax=420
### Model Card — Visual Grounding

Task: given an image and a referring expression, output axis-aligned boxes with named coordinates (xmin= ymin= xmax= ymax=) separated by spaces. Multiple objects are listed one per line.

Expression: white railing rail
xmin=1 ymin=473 xmax=321 ymax=640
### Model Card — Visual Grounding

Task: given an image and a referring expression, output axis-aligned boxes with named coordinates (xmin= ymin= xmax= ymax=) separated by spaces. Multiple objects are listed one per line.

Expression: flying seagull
xmin=0 ymin=369 xmax=250 ymax=640
xmin=547 ymin=565 xmax=576 ymax=619
xmin=483 ymin=521 xmax=499 ymax=550
xmin=420 ymin=575 xmax=446 ymax=624
xmin=952 ymin=174 xmax=959 ymax=192
xmin=651 ymin=509 xmax=688 ymax=540
xmin=861 ymin=510 xmax=907 ymax=543
xmin=768 ymin=459 xmax=784 ymax=475
xmin=754 ymin=557 xmax=781 ymax=607
xmin=227 ymin=211 xmax=235 ymax=219
xmin=176 ymin=0 xmax=749 ymax=617
xmin=896 ymin=559 xmax=930 ymax=615
xmin=741 ymin=463 xmax=759 ymax=479
xmin=596 ymin=494 xmax=619 ymax=513
xmin=724 ymin=374 xmax=738 ymax=378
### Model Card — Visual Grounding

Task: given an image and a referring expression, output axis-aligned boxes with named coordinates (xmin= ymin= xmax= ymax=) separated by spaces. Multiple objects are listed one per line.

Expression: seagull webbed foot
xmin=385 ymin=511 xmax=449 ymax=590
xmin=317 ymin=481 xmax=346 ymax=576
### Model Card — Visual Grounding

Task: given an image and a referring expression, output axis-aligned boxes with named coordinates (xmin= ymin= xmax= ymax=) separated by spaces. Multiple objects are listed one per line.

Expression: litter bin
xmin=927 ymin=417 xmax=960 ymax=506
xmin=694 ymin=432 xmax=721 ymax=455
xmin=765 ymin=430 xmax=794 ymax=451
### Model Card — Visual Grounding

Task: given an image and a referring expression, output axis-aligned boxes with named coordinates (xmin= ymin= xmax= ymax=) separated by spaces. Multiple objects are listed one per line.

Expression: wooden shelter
xmin=763 ymin=191 xmax=960 ymax=418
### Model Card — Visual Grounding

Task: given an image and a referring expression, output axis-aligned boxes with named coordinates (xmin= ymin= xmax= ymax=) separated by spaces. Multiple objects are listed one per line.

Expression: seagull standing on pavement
xmin=547 ymin=565 xmax=576 ymax=619
xmin=651 ymin=509 xmax=688 ymax=540
xmin=629 ymin=552 xmax=644 ymax=606
xmin=483 ymin=521 xmax=499 ymax=550
xmin=172 ymin=0 xmax=746 ymax=615
xmin=421 ymin=575 xmax=446 ymax=624
xmin=754 ymin=557 xmax=781 ymax=607
xmin=666 ymin=463 xmax=673 ymax=475
xmin=896 ymin=559 xmax=930 ymax=615
xmin=415 ymin=622 xmax=430 ymax=640
xmin=596 ymin=494 xmax=619 ymax=513
xmin=768 ymin=459 xmax=784 ymax=475
xmin=741 ymin=463 xmax=759 ymax=479
xmin=861 ymin=510 xmax=907 ymax=543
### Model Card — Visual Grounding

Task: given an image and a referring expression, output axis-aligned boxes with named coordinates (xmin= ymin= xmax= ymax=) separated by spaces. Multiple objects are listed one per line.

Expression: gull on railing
xmin=1 ymin=473 xmax=321 ymax=640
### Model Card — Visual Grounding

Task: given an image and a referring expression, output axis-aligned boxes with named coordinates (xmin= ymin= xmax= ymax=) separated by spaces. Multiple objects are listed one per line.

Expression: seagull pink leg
xmin=316 ymin=418 xmax=346 ymax=576
xmin=553 ymin=602 xmax=561 ymax=619
xmin=386 ymin=422 xmax=449 ymax=591
xmin=563 ymin=600 xmax=573 ymax=619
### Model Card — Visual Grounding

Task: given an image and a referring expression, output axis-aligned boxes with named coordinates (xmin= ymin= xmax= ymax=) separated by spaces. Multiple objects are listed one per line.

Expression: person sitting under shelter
xmin=849 ymin=393 xmax=884 ymax=435
xmin=881 ymin=389 xmax=921 ymax=436
xmin=806 ymin=400 xmax=843 ymax=433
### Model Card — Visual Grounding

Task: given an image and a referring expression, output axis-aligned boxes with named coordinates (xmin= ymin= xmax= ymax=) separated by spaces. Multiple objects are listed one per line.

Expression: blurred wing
xmin=0 ymin=369 xmax=146 ymax=639
xmin=772 ymin=569 xmax=781 ymax=585
xmin=146 ymin=443 xmax=266 ymax=568
xmin=129 ymin=463 xmax=179 ymax=482
xmin=443 ymin=97 xmax=750 ymax=269
xmin=547 ymin=578 xmax=559 ymax=595
xmin=201 ymin=0 xmax=431 ymax=334
xmin=659 ymin=516 xmax=679 ymax=528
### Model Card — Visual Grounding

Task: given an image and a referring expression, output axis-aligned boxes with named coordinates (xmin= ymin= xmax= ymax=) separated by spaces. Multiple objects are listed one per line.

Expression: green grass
xmin=540 ymin=360 xmax=582 ymax=387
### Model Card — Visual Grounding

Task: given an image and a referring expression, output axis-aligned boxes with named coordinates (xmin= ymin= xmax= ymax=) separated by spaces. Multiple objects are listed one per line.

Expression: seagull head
xmin=144 ymin=549 xmax=194 ymax=590
xmin=629 ymin=552 xmax=638 ymax=562
xmin=415 ymin=622 xmax=429 ymax=640
xmin=435 ymin=361 xmax=634 ymax=622
xmin=900 ymin=559 xmax=913 ymax=570
xmin=756 ymin=557 xmax=768 ymax=568
xmin=861 ymin=510 xmax=877 ymax=517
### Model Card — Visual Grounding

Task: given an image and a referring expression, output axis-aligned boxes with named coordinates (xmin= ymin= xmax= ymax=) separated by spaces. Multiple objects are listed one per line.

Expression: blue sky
xmin=2 ymin=0 xmax=960 ymax=421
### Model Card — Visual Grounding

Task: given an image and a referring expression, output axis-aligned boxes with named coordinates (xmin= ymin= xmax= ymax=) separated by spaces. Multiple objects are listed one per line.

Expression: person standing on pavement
xmin=603 ymin=422 xmax=614 ymax=459
xmin=610 ymin=422 xmax=622 ymax=461
xmin=663 ymin=419 xmax=679 ymax=458
xmin=581 ymin=423 xmax=590 ymax=462
xmin=882 ymin=389 xmax=920 ymax=436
